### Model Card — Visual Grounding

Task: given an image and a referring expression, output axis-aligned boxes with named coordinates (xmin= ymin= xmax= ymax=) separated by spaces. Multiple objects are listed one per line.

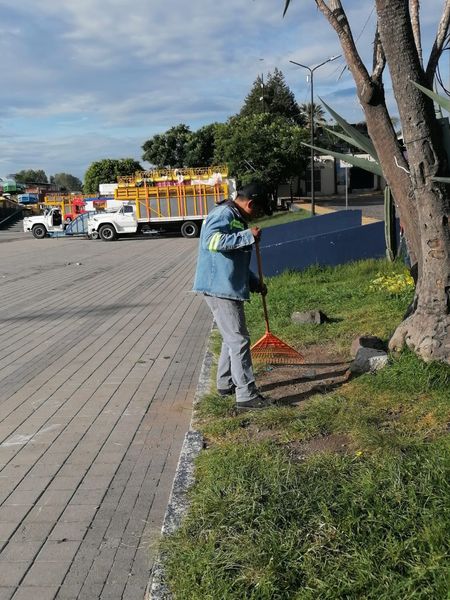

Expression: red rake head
xmin=251 ymin=332 xmax=305 ymax=365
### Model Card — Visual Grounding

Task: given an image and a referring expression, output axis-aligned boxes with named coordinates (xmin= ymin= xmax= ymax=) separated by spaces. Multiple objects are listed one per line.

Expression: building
xmin=278 ymin=154 xmax=385 ymax=200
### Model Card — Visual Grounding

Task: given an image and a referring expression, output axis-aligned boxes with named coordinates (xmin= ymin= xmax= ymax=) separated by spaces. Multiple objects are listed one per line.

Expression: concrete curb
xmin=146 ymin=333 xmax=214 ymax=599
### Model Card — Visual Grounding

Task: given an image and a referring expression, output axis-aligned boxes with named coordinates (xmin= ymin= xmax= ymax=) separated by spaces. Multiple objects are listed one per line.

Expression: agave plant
xmin=301 ymin=100 xmax=396 ymax=258
xmin=302 ymin=85 xmax=450 ymax=260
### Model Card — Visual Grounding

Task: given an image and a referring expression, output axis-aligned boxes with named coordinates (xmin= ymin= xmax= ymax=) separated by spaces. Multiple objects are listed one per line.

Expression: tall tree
xmin=83 ymin=158 xmax=142 ymax=194
xmin=51 ymin=173 xmax=82 ymax=192
xmin=299 ymin=102 xmax=327 ymax=128
xmin=184 ymin=123 xmax=218 ymax=167
xmin=142 ymin=124 xmax=191 ymax=168
xmin=239 ymin=68 xmax=305 ymax=124
xmin=214 ymin=113 xmax=308 ymax=197
xmin=284 ymin=0 xmax=450 ymax=364
xmin=14 ymin=169 xmax=48 ymax=184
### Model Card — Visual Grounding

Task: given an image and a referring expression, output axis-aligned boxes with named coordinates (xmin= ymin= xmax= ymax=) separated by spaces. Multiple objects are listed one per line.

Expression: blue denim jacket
xmin=192 ymin=201 xmax=259 ymax=301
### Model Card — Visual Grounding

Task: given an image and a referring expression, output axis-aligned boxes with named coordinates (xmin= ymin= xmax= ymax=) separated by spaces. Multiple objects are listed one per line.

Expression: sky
xmin=0 ymin=0 xmax=447 ymax=181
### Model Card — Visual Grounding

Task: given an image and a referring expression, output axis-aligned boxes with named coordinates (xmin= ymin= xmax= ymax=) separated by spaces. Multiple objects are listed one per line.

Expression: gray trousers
xmin=204 ymin=295 xmax=259 ymax=403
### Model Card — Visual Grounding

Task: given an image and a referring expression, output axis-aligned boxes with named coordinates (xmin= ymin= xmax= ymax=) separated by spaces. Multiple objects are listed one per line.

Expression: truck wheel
xmin=181 ymin=221 xmax=199 ymax=239
xmin=99 ymin=224 xmax=117 ymax=241
xmin=32 ymin=224 xmax=47 ymax=239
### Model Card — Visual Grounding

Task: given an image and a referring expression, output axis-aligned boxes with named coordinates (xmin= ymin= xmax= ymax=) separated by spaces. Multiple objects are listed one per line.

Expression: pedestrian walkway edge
xmin=146 ymin=330 xmax=215 ymax=599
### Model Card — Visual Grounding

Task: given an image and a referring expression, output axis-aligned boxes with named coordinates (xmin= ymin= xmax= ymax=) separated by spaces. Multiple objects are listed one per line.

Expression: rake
xmin=251 ymin=241 xmax=305 ymax=365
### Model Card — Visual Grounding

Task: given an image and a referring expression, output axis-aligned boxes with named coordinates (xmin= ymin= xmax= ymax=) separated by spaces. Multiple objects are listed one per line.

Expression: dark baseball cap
xmin=236 ymin=182 xmax=273 ymax=215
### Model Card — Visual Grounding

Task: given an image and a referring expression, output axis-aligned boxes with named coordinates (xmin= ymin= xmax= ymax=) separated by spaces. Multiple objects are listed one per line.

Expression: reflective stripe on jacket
xmin=192 ymin=201 xmax=259 ymax=300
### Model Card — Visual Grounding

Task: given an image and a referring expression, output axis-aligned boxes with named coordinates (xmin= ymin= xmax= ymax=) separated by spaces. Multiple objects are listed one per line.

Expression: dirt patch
xmin=255 ymin=345 xmax=351 ymax=406
xmin=286 ymin=434 xmax=352 ymax=462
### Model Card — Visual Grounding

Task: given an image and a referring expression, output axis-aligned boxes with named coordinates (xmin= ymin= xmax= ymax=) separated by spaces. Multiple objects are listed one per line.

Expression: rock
xmin=350 ymin=335 xmax=386 ymax=358
xmin=291 ymin=310 xmax=329 ymax=324
xmin=368 ymin=354 xmax=389 ymax=372
xmin=349 ymin=347 xmax=388 ymax=374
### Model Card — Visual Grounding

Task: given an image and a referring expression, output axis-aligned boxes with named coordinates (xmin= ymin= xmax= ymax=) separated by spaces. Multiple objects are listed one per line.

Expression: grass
xmin=162 ymin=259 xmax=450 ymax=599
xmin=245 ymin=259 xmax=413 ymax=355
xmin=164 ymin=440 xmax=449 ymax=599
xmin=254 ymin=207 xmax=310 ymax=229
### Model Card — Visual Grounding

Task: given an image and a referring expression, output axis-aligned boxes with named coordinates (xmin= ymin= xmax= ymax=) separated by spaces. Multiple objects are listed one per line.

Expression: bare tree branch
xmin=372 ymin=26 xmax=386 ymax=81
xmin=314 ymin=0 xmax=375 ymax=101
xmin=409 ymin=0 xmax=423 ymax=67
xmin=426 ymin=0 xmax=450 ymax=81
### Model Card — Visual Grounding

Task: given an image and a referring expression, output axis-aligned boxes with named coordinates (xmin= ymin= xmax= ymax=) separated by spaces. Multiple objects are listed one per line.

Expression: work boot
xmin=236 ymin=394 xmax=272 ymax=412
xmin=217 ymin=386 xmax=236 ymax=397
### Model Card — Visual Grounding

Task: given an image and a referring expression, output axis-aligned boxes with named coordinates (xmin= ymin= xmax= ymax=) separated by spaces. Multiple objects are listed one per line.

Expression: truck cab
xmin=64 ymin=198 xmax=86 ymax=222
xmin=87 ymin=204 xmax=138 ymax=241
xmin=23 ymin=207 xmax=64 ymax=238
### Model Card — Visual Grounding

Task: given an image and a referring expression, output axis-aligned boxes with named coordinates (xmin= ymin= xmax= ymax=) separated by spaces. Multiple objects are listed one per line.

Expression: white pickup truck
xmin=87 ymin=203 xmax=203 ymax=241
xmin=23 ymin=206 xmax=91 ymax=238
xmin=23 ymin=207 xmax=64 ymax=238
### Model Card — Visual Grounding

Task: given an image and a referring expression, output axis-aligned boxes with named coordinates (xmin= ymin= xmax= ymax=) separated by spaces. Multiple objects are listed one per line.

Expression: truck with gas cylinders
xmin=43 ymin=194 xmax=87 ymax=222
xmin=87 ymin=165 xmax=233 ymax=241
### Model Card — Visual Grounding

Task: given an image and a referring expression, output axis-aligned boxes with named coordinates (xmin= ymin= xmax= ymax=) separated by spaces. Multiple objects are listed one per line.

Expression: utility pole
xmin=290 ymin=55 xmax=340 ymax=215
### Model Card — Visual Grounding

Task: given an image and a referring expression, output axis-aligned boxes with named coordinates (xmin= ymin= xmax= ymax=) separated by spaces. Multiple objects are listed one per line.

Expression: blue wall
xmin=261 ymin=210 xmax=362 ymax=246
xmin=251 ymin=212 xmax=386 ymax=277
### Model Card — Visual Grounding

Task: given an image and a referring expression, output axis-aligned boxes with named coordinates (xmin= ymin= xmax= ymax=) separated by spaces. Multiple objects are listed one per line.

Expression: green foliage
xmin=214 ymin=113 xmax=308 ymax=191
xmin=299 ymin=101 xmax=327 ymax=127
xmin=83 ymin=158 xmax=142 ymax=194
xmin=184 ymin=123 xmax=218 ymax=167
xmin=240 ymin=68 xmax=304 ymax=125
xmin=412 ymin=81 xmax=450 ymax=114
xmin=50 ymin=172 xmax=82 ymax=192
xmin=320 ymin=99 xmax=378 ymax=159
xmin=14 ymin=169 xmax=48 ymax=184
xmin=142 ymin=124 xmax=191 ymax=167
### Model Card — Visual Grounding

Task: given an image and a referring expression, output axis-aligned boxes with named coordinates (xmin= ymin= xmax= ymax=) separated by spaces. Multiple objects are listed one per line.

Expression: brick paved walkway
xmin=0 ymin=234 xmax=211 ymax=599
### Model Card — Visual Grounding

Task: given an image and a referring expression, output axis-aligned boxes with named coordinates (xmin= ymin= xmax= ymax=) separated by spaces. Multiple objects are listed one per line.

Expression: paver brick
xmin=21 ymin=561 xmax=72 ymax=587
xmin=60 ymin=505 xmax=99 ymax=523
xmin=10 ymin=522 xmax=54 ymax=542
xmin=36 ymin=540 xmax=80 ymax=562
xmin=76 ymin=584 xmax=104 ymax=600
xmin=11 ymin=586 xmax=58 ymax=600
xmin=48 ymin=521 xmax=89 ymax=542
xmin=0 ymin=542 xmax=42 ymax=562
xmin=0 ymin=507 xmax=32 ymax=523
xmin=0 ymin=524 xmax=18 ymax=543
xmin=0 ymin=237 xmax=211 ymax=598
xmin=0 ymin=562 xmax=29 ymax=587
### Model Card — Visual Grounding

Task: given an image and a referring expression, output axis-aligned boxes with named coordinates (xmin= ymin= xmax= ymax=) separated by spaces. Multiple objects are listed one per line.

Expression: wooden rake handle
xmin=255 ymin=241 xmax=270 ymax=333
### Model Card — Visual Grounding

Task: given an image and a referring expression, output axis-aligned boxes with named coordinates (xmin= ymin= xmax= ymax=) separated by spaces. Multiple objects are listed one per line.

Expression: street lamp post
xmin=290 ymin=55 xmax=340 ymax=215
xmin=260 ymin=72 xmax=265 ymax=113
xmin=258 ymin=58 xmax=265 ymax=114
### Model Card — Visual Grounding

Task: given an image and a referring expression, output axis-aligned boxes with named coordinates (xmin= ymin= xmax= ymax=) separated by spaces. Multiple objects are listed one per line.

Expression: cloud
xmin=0 ymin=131 xmax=145 ymax=179
xmin=0 ymin=0 xmax=445 ymax=178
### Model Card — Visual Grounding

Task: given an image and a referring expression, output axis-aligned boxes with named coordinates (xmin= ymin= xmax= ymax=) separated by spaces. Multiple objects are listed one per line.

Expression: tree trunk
xmin=376 ymin=0 xmax=450 ymax=363
xmin=358 ymin=94 xmax=421 ymax=266
xmin=320 ymin=3 xmax=421 ymax=264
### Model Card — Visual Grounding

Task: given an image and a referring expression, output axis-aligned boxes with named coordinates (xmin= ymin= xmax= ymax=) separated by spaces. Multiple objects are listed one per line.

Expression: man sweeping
xmin=193 ymin=182 xmax=273 ymax=412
